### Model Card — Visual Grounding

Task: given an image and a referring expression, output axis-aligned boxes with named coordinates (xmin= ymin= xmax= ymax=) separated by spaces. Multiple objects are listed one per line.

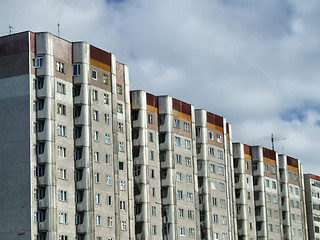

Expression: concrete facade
xmin=0 ymin=31 xmax=134 ymax=240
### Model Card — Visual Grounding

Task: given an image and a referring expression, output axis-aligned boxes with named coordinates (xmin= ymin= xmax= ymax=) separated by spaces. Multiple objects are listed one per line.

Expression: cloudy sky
xmin=1 ymin=0 xmax=319 ymax=174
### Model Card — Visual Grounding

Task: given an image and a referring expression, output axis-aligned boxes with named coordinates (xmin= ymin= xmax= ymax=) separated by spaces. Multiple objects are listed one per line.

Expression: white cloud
xmin=1 ymin=0 xmax=319 ymax=174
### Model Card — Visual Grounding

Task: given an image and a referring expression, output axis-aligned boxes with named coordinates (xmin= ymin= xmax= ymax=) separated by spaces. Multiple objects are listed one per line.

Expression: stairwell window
xmin=57 ymin=125 xmax=66 ymax=137
xmin=116 ymin=84 xmax=123 ymax=95
xmin=92 ymin=70 xmax=97 ymax=80
xmin=57 ymin=82 xmax=66 ymax=94
xmin=103 ymin=74 xmax=109 ymax=84
xmin=58 ymin=146 xmax=66 ymax=158
xmin=73 ymin=64 xmax=80 ymax=76
xmin=93 ymin=90 xmax=98 ymax=101
xmin=217 ymin=133 xmax=222 ymax=143
xmin=94 ymin=131 xmax=99 ymax=141
xmin=59 ymin=213 xmax=68 ymax=224
xmin=175 ymin=136 xmax=181 ymax=147
xmin=185 ymin=139 xmax=191 ymax=149
xmin=56 ymin=61 xmax=65 ymax=73
xmin=118 ymin=142 xmax=124 ymax=152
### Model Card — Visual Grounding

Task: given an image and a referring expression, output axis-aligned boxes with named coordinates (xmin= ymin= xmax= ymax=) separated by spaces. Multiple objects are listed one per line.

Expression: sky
xmin=1 ymin=0 xmax=319 ymax=174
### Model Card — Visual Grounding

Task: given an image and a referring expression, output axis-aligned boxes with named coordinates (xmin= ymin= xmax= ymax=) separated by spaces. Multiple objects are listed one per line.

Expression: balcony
xmin=159 ymin=114 xmax=172 ymax=133
xmin=133 ymin=147 xmax=147 ymax=165
xmin=135 ymin=203 xmax=148 ymax=223
xmin=134 ymin=185 xmax=148 ymax=203
xmin=134 ymin=166 xmax=147 ymax=184
xmin=37 ymin=98 xmax=53 ymax=120
xmin=74 ymin=84 xmax=89 ymax=105
xmin=162 ymin=205 xmax=175 ymax=224
xmin=75 ymin=127 xmax=90 ymax=147
xmin=36 ymin=55 xmax=53 ymax=77
xmin=161 ymin=169 xmax=173 ymax=187
xmin=76 ymin=212 xmax=91 ymax=234
xmin=159 ymin=133 xmax=172 ymax=150
xmin=132 ymin=110 xmax=144 ymax=128
xmin=76 ymin=169 xmax=90 ymax=190
xmin=37 ymin=142 xmax=51 ymax=164
xmin=77 ymin=190 xmax=91 ymax=212
xmin=75 ymin=147 xmax=90 ymax=169
xmin=74 ymin=105 xmax=89 ymax=126
xmin=38 ymin=172 xmax=50 ymax=186
xmin=38 ymin=193 xmax=50 ymax=209
xmin=132 ymin=128 xmax=146 ymax=147
xmin=37 ymin=121 xmax=53 ymax=141
xmin=161 ymin=187 xmax=174 ymax=205
xmin=37 ymin=76 xmax=53 ymax=99
xmin=160 ymin=151 xmax=173 ymax=169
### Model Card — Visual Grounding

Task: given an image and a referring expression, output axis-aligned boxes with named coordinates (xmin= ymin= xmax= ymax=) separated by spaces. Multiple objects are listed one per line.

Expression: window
xmin=58 ymin=235 xmax=68 ymax=240
xmin=185 ymin=139 xmax=191 ymax=149
xmin=118 ymin=142 xmax=124 ymax=152
xmin=58 ymin=125 xmax=66 ymax=136
xmin=213 ymin=214 xmax=218 ymax=223
xmin=119 ymin=162 xmax=124 ymax=171
xmin=273 ymin=196 xmax=278 ymax=203
xmin=151 ymin=188 xmax=156 ymax=196
xmin=149 ymin=132 xmax=154 ymax=142
xmin=152 ymin=206 xmax=156 ymax=216
xmin=58 ymin=190 xmax=68 ymax=201
xmin=268 ymin=224 xmax=273 ymax=232
xmin=220 ymin=199 xmax=226 ymax=209
xmin=150 ymin=151 xmax=154 ymax=160
xmin=116 ymin=84 xmax=122 ymax=95
xmin=105 ymin=134 xmax=111 ymax=144
xmin=248 ymin=192 xmax=251 ymax=199
xmin=186 ymin=157 xmax=191 ymax=166
xmin=95 ymin=173 xmax=100 ymax=183
xmin=152 ymin=225 xmax=157 ymax=235
xmin=245 ymin=161 xmax=249 ymax=169
xmin=106 ymin=175 xmax=112 ymax=185
xmin=57 ymin=82 xmax=66 ymax=94
xmin=189 ymin=228 xmax=195 ymax=238
xmin=271 ymin=166 xmax=276 ymax=174
xmin=93 ymin=110 xmax=99 ymax=121
xmin=94 ymin=131 xmax=99 ymax=141
xmin=182 ymin=122 xmax=190 ymax=132
xmin=188 ymin=210 xmax=194 ymax=220
xmin=96 ymin=215 xmax=102 ymax=226
xmin=58 ymin=146 xmax=66 ymax=157
xmin=267 ymin=208 xmax=272 ymax=217
xmin=218 ymin=150 xmax=223 ymax=159
xmin=219 ymin=182 xmax=225 ymax=191
xmin=187 ymin=192 xmax=194 ymax=202
xmin=57 ymin=103 xmax=66 ymax=115
xmin=120 ymin=221 xmax=127 ymax=231
xmin=175 ymin=136 xmax=181 ymax=147
xmin=275 ymin=225 xmax=280 ymax=233
xmin=106 ymin=154 xmax=112 ymax=165
xmin=120 ymin=181 xmax=126 ymax=191
xmin=216 ymin=133 xmax=222 ymax=143
xmin=211 ymin=181 xmax=216 ymax=190
xmin=266 ymin=194 xmax=271 ymax=202
xmin=291 ymin=213 xmax=295 ymax=222
xmin=94 ymin=152 xmax=100 ymax=162
xmin=120 ymin=201 xmax=126 ymax=210
xmin=73 ymin=64 xmax=80 ymax=75
xmin=264 ymin=163 xmax=269 ymax=172
xmin=186 ymin=175 xmax=192 ymax=183
xmin=176 ymin=154 xmax=182 ymax=164
xmin=33 ymin=56 xmax=43 ymax=68
xmin=176 ymin=172 xmax=182 ymax=182
xmin=209 ymin=147 xmax=214 ymax=156
xmin=104 ymin=94 xmax=109 ymax=104
xmin=108 ymin=196 xmax=112 ymax=206
xmin=272 ymin=181 xmax=277 ymax=189
xmin=58 ymin=168 xmax=67 ymax=180
xmin=295 ymin=187 xmax=299 ymax=195
xmin=107 ymin=217 xmax=113 ymax=227
xmin=92 ymin=70 xmax=97 ymax=80
xmin=148 ymin=114 xmax=153 ymax=124
xmin=56 ymin=61 xmax=65 ymax=73
xmin=117 ymin=103 xmax=123 ymax=113
xmin=59 ymin=213 xmax=68 ymax=224
xmin=296 ymin=201 xmax=300 ymax=209
xmin=104 ymin=114 xmax=110 ymax=124
xmin=34 ymin=188 xmax=45 ymax=200
xmin=178 ymin=208 xmax=184 ymax=218
xmin=96 ymin=194 xmax=101 ymax=204
xmin=214 ymin=232 xmax=219 ymax=240
xmin=179 ymin=227 xmax=185 ymax=236
xmin=265 ymin=179 xmax=270 ymax=188
xmin=103 ymin=74 xmax=108 ymax=84
xmin=174 ymin=119 xmax=180 ymax=128
xmin=289 ymin=186 xmax=293 ymax=194
xmin=218 ymin=166 xmax=224 ymax=176
xmin=93 ymin=90 xmax=98 ymax=100
xmin=209 ymin=131 xmax=214 ymax=140
xmin=34 ymin=211 xmax=45 ymax=223
xmin=212 ymin=197 xmax=217 ymax=206
xmin=177 ymin=190 xmax=183 ymax=200
xmin=248 ymin=207 xmax=252 ymax=215
xmin=221 ymin=216 xmax=227 ymax=225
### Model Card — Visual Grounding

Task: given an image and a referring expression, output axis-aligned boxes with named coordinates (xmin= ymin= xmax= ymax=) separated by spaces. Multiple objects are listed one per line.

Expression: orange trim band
xmin=207 ymin=123 xmax=223 ymax=133
xmin=287 ymin=165 xmax=299 ymax=173
xmin=90 ymin=58 xmax=111 ymax=72
xmin=244 ymin=154 xmax=252 ymax=161
xmin=147 ymin=105 xmax=158 ymax=114
xmin=173 ymin=110 xmax=191 ymax=121
xmin=263 ymin=157 xmax=276 ymax=165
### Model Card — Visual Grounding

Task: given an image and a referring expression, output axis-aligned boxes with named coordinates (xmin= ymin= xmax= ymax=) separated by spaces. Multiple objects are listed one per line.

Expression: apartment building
xmin=305 ymin=174 xmax=320 ymax=240
xmin=0 ymin=31 xmax=134 ymax=240
xmin=130 ymin=91 xmax=163 ymax=240
xmin=195 ymin=110 xmax=237 ymax=240
xmin=233 ymin=143 xmax=308 ymax=240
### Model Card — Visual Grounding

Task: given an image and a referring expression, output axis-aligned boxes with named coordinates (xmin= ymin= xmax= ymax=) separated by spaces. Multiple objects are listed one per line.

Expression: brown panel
xmin=54 ymin=36 xmax=72 ymax=62
xmin=287 ymin=156 xmax=298 ymax=168
xmin=0 ymin=31 xmax=29 ymax=57
xmin=116 ymin=62 xmax=124 ymax=84
xmin=310 ymin=174 xmax=320 ymax=181
xmin=30 ymin=32 xmax=35 ymax=54
xmin=172 ymin=98 xmax=191 ymax=116
xmin=90 ymin=45 xmax=111 ymax=66
xmin=146 ymin=93 xmax=158 ymax=108
xmin=244 ymin=144 xmax=252 ymax=156
xmin=207 ymin=112 xmax=223 ymax=128
xmin=263 ymin=147 xmax=276 ymax=161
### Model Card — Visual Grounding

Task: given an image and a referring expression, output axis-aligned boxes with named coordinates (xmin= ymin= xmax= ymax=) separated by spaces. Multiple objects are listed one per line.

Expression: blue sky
xmin=1 ymin=0 xmax=319 ymax=174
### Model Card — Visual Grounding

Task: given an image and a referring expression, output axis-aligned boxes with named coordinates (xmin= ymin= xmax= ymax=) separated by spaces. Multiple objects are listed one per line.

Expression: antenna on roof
xmin=270 ymin=133 xmax=286 ymax=151
xmin=9 ymin=25 xmax=14 ymax=35
xmin=57 ymin=23 xmax=60 ymax=37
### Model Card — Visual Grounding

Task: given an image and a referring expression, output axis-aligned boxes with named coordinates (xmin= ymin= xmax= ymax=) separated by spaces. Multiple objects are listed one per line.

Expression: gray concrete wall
xmin=0 ymin=74 xmax=31 ymax=240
